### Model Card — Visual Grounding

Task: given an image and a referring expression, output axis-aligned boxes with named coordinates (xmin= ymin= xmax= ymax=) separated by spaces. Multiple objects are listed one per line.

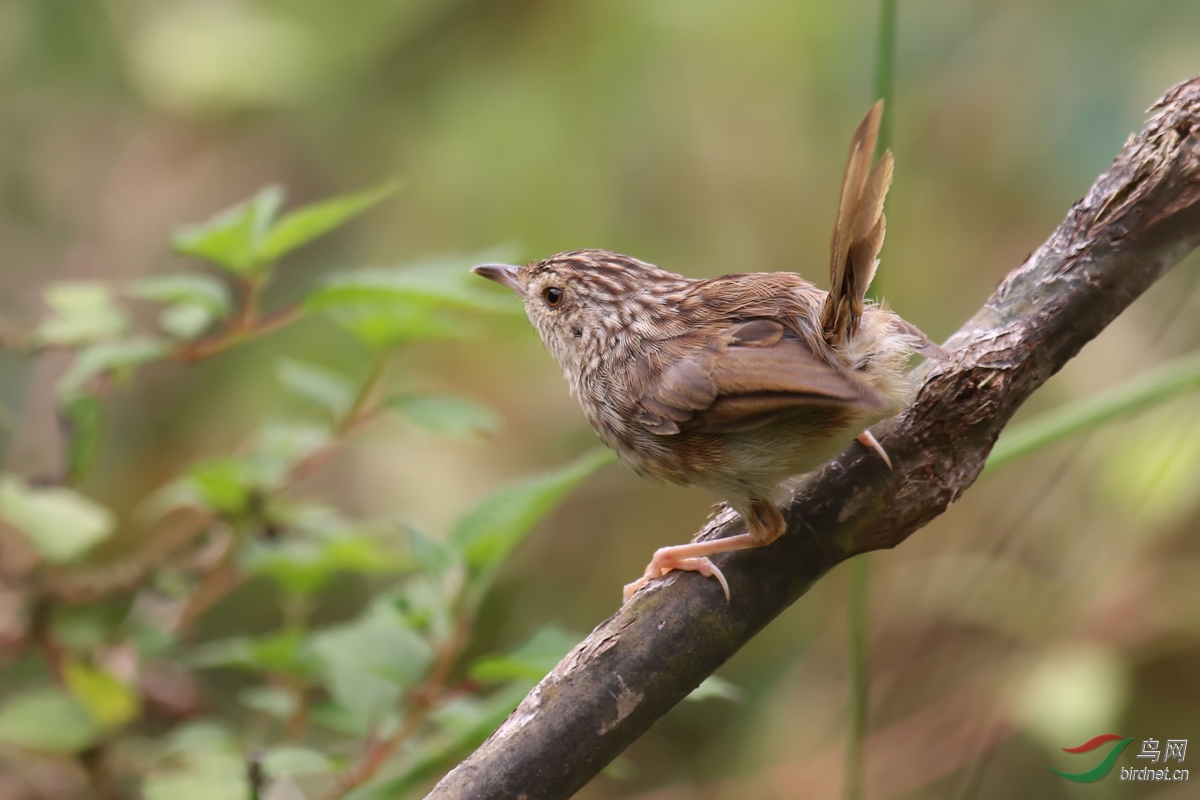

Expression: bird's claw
xmin=622 ymin=550 xmax=731 ymax=603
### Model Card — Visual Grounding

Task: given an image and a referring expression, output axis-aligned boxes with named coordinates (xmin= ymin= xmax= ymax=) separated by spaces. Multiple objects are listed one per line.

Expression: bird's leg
xmin=856 ymin=430 xmax=893 ymax=470
xmin=622 ymin=498 xmax=786 ymax=603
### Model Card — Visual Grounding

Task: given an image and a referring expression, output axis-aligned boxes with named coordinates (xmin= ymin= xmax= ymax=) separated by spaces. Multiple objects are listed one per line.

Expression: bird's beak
xmin=471 ymin=263 xmax=525 ymax=296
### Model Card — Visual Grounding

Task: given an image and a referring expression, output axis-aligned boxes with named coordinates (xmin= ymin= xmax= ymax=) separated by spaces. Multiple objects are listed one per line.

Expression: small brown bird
xmin=474 ymin=102 xmax=944 ymax=602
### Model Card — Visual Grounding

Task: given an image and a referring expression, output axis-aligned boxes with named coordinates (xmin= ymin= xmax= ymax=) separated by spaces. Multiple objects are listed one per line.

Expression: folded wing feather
xmin=636 ymin=320 xmax=888 ymax=436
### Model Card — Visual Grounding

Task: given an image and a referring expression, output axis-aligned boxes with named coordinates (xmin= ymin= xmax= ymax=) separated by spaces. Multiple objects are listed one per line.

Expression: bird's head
xmin=472 ymin=249 xmax=686 ymax=384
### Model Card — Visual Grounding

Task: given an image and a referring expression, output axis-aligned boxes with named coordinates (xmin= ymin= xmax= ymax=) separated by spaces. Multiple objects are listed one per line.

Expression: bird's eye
xmin=543 ymin=287 xmax=564 ymax=307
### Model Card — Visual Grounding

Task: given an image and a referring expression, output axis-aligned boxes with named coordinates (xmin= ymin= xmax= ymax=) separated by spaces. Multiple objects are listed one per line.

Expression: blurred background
xmin=2 ymin=0 xmax=1200 ymax=798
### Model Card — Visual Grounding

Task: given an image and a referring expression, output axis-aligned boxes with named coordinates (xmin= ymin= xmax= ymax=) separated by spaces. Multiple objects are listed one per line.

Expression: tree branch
xmin=428 ymin=77 xmax=1200 ymax=800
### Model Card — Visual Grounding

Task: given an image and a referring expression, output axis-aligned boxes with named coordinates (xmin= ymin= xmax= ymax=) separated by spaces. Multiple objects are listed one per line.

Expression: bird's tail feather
xmin=822 ymin=101 xmax=893 ymax=348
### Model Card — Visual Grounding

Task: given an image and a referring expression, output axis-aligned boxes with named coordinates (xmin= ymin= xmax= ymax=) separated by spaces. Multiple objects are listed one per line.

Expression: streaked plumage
xmin=473 ymin=102 xmax=944 ymax=602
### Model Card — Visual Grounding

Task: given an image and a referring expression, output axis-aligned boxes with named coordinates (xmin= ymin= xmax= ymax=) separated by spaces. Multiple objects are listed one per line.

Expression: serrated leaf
xmin=173 ymin=185 xmax=285 ymax=274
xmin=0 ymin=476 xmax=114 ymax=562
xmin=159 ymin=303 xmax=217 ymax=340
xmin=262 ymin=745 xmax=333 ymax=778
xmin=60 ymin=393 xmax=103 ymax=484
xmin=276 ymin=358 xmax=355 ymax=419
xmin=57 ymin=337 xmax=170 ymax=398
xmin=450 ymin=449 xmax=613 ymax=575
xmin=257 ymin=181 xmax=399 ymax=263
xmin=469 ymin=625 xmax=580 ymax=683
xmin=127 ymin=273 xmax=233 ymax=316
xmin=64 ymin=660 xmax=139 ymax=728
xmin=389 ymin=393 xmax=501 ymax=440
xmin=0 ymin=688 xmax=100 ymax=753
xmin=33 ymin=283 xmax=127 ymax=346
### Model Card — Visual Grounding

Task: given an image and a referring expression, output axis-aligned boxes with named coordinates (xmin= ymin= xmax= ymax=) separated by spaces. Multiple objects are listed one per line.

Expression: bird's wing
xmin=635 ymin=319 xmax=889 ymax=435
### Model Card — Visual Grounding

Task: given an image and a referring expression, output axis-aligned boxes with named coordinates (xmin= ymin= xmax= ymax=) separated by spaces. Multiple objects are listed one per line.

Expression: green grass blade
xmin=985 ymin=350 xmax=1200 ymax=473
xmin=846 ymin=4 xmax=897 ymax=800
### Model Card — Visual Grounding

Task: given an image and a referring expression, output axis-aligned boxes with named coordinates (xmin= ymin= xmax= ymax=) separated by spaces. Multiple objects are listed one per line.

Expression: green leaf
xmin=685 ymin=675 xmax=745 ymax=703
xmin=58 ymin=337 xmax=170 ymax=398
xmin=311 ymin=601 xmax=435 ymax=689
xmin=0 ymin=688 xmax=100 ymax=753
xmin=262 ymin=745 xmax=334 ymax=778
xmin=305 ymin=253 xmax=520 ymax=350
xmin=310 ymin=601 xmax=434 ymax=733
xmin=360 ymin=682 xmax=530 ymax=799
xmin=172 ymin=185 xmax=285 ymax=274
xmin=450 ymin=449 xmax=614 ymax=575
xmin=243 ymin=535 xmax=407 ymax=595
xmin=189 ymin=630 xmax=316 ymax=678
xmin=238 ymin=686 xmax=299 ymax=720
xmin=0 ymin=476 xmax=114 ymax=562
xmin=185 ymin=457 xmax=253 ymax=515
xmin=64 ymin=660 xmax=139 ymax=729
xmin=257 ymin=181 xmax=400 ymax=263
xmin=143 ymin=723 xmax=246 ymax=800
xmin=276 ymin=358 xmax=355 ymax=419
xmin=403 ymin=526 xmax=459 ymax=576
xmin=389 ymin=393 xmax=501 ymax=440
xmin=158 ymin=303 xmax=217 ymax=340
xmin=243 ymin=421 xmax=330 ymax=487
xmin=51 ymin=605 xmax=118 ymax=652
xmin=60 ymin=393 xmax=103 ymax=484
xmin=322 ymin=304 xmax=469 ymax=350
xmin=33 ymin=283 xmax=128 ymax=347
xmin=307 ymin=258 xmax=513 ymax=314
xmin=127 ymin=273 xmax=233 ymax=316
xmin=469 ymin=625 xmax=580 ymax=683
xmin=178 ymin=424 xmax=329 ymax=517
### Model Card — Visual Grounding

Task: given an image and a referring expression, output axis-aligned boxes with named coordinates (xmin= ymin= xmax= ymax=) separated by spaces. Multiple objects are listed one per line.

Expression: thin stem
xmin=239 ymin=276 xmax=266 ymax=330
xmin=845 ymin=555 xmax=870 ymax=800
xmin=873 ymin=0 xmax=897 ymax=158
xmin=288 ymin=351 xmax=393 ymax=480
xmin=846 ymin=3 xmax=897 ymax=798
xmin=338 ymin=351 xmax=393 ymax=437
xmin=171 ymin=303 xmax=304 ymax=364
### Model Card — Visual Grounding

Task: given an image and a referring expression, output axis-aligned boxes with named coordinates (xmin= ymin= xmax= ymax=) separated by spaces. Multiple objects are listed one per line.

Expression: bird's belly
xmin=616 ymin=411 xmax=880 ymax=499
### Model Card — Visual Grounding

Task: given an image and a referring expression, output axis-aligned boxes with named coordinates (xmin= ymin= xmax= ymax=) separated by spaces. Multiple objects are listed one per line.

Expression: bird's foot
xmin=622 ymin=543 xmax=743 ymax=604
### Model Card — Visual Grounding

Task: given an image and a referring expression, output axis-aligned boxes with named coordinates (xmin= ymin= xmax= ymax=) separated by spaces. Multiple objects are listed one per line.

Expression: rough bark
xmin=428 ymin=77 xmax=1200 ymax=800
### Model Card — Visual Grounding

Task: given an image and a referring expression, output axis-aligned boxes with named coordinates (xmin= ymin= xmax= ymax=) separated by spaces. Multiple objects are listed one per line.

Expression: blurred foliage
xmin=0 ymin=185 xmax=613 ymax=798
xmin=1 ymin=1 xmax=1199 ymax=799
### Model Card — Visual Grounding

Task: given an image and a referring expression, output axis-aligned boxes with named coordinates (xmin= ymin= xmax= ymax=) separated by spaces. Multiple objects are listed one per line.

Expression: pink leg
xmin=622 ymin=533 xmax=760 ymax=603
xmin=623 ymin=497 xmax=789 ymax=604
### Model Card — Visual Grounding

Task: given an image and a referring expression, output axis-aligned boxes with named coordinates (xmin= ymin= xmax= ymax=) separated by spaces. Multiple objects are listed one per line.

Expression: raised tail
xmin=821 ymin=100 xmax=893 ymax=348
